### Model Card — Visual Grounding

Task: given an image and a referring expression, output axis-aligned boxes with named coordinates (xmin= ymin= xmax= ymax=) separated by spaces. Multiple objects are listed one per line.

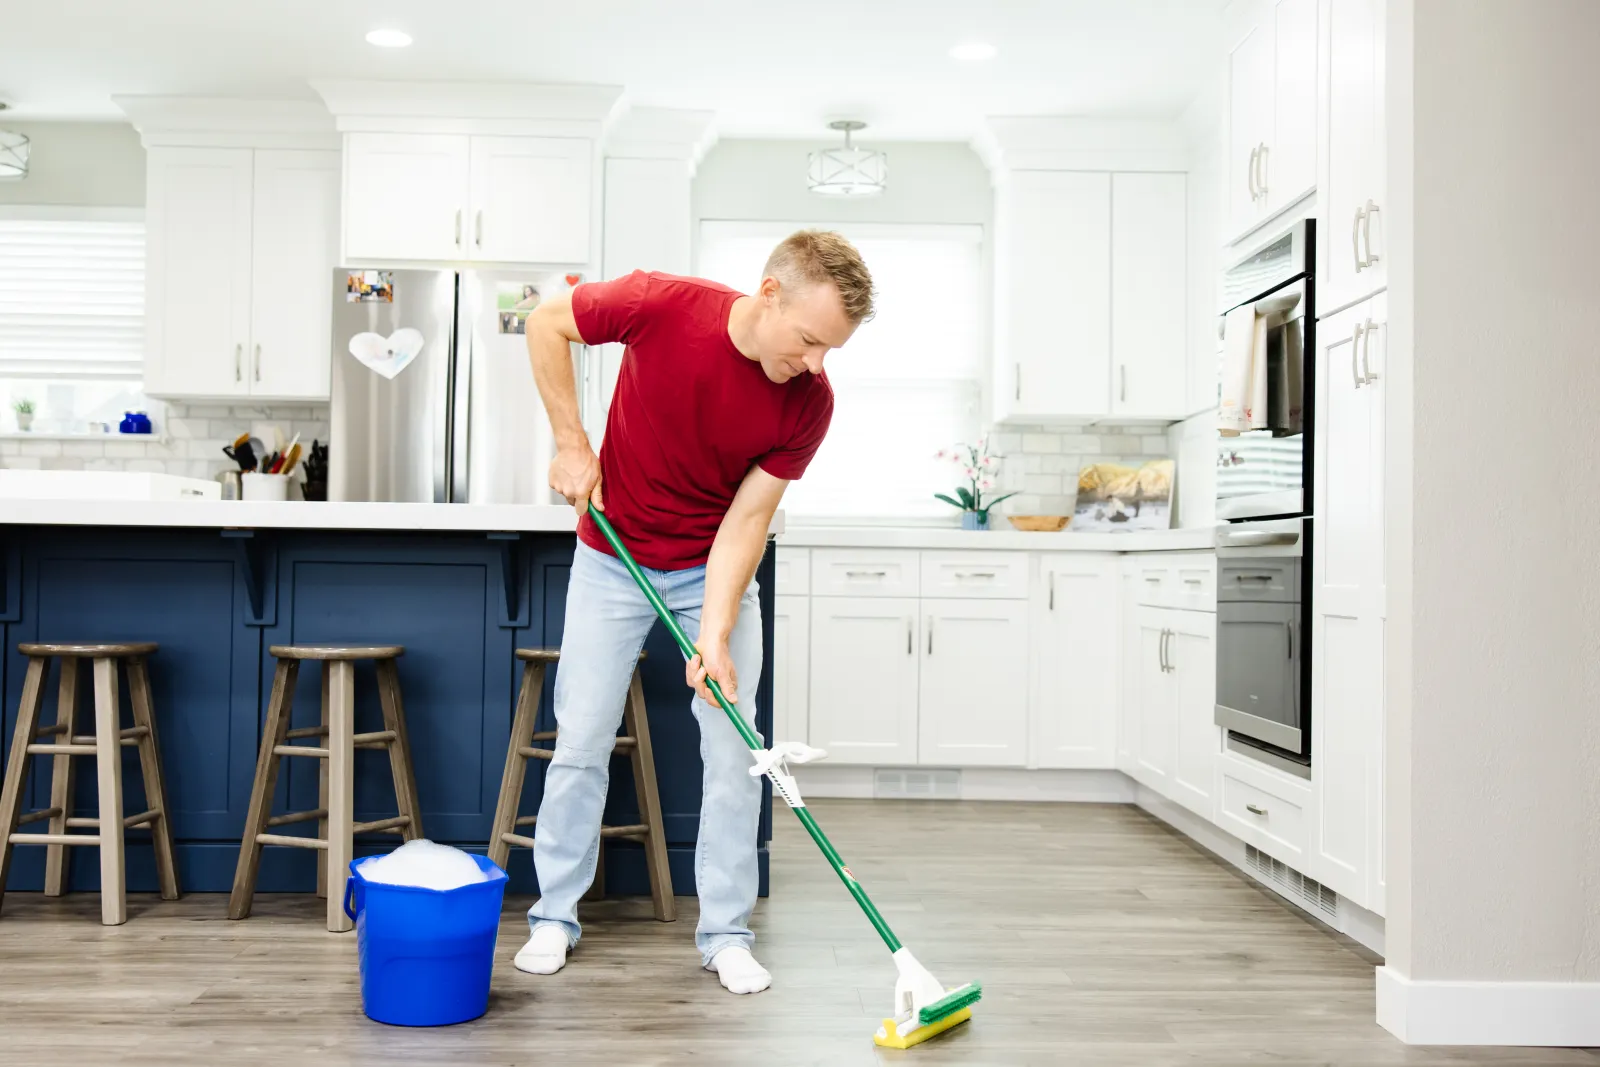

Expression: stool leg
xmin=229 ymin=659 xmax=298 ymax=920
xmin=488 ymin=661 xmax=544 ymax=870
xmin=92 ymin=657 xmax=126 ymax=926
xmin=0 ymin=656 xmax=49 ymax=916
xmin=316 ymin=665 xmax=330 ymax=900
xmin=624 ymin=671 xmax=677 ymax=922
xmin=375 ymin=660 xmax=423 ymax=842
xmin=326 ymin=661 xmax=355 ymax=933
xmin=127 ymin=657 xmax=179 ymax=901
xmin=43 ymin=658 xmax=79 ymax=897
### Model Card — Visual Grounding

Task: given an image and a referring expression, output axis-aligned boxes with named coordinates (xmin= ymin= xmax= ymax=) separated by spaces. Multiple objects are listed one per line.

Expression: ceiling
xmin=0 ymin=0 xmax=1221 ymax=140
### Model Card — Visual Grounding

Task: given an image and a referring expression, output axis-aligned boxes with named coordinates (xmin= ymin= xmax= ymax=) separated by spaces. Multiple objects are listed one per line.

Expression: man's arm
xmin=525 ymin=290 xmax=603 ymax=513
xmin=686 ymin=465 xmax=787 ymax=707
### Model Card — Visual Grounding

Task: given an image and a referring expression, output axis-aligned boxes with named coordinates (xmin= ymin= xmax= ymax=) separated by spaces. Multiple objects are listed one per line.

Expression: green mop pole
xmin=585 ymin=504 xmax=902 ymax=955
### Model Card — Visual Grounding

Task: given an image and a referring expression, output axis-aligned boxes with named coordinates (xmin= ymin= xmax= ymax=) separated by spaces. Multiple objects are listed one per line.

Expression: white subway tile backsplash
xmin=103 ymin=441 xmax=149 ymax=459
xmin=1060 ymin=435 xmax=1104 ymax=453
xmin=1022 ymin=473 xmax=1062 ymax=495
xmin=183 ymin=405 xmax=233 ymax=420
xmin=16 ymin=440 xmax=63 ymax=457
xmin=167 ymin=417 xmax=208 ymax=439
xmin=1021 ymin=432 xmax=1061 ymax=454
xmin=61 ymin=441 xmax=107 ymax=458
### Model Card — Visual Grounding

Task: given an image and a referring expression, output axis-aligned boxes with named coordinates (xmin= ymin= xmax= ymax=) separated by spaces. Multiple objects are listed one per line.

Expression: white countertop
xmin=777 ymin=525 xmax=1216 ymax=553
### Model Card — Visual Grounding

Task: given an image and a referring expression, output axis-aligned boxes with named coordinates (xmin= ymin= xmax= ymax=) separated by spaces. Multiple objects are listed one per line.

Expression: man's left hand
xmin=687 ymin=638 xmax=738 ymax=707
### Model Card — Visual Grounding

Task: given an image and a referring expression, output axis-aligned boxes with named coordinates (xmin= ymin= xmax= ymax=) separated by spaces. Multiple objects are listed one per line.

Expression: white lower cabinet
xmin=918 ymin=598 xmax=1029 ymax=767
xmin=771 ymin=594 xmax=810 ymax=747
xmin=806 ymin=596 xmax=920 ymax=764
xmin=1030 ymin=555 xmax=1120 ymax=768
xmin=1124 ymin=601 xmax=1218 ymax=820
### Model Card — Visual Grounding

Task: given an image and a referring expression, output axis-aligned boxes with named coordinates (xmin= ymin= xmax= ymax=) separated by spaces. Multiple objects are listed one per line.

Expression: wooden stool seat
xmin=229 ymin=645 xmax=422 ymax=932
xmin=489 ymin=648 xmax=674 ymax=921
xmin=268 ymin=645 xmax=404 ymax=661
xmin=17 ymin=642 xmax=159 ymax=657
xmin=0 ymin=643 xmax=180 ymax=925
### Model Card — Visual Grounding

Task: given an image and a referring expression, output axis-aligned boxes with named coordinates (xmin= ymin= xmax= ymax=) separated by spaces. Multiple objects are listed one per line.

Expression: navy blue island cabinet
xmin=0 ymin=503 xmax=777 ymax=899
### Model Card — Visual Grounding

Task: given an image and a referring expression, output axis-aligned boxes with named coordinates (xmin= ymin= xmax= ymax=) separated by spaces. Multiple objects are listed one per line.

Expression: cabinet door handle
xmin=1246 ymin=803 xmax=1268 ymax=816
xmin=845 ymin=569 xmax=888 ymax=579
xmin=1048 ymin=571 xmax=1055 ymax=611
xmin=1158 ymin=628 xmax=1169 ymax=672
xmin=455 ymin=209 xmax=463 ymax=248
xmin=1361 ymin=318 xmax=1379 ymax=383
xmin=954 ymin=570 xmax=997 ymax=580
xmin=1120 ymin=365 xmax=1127 ymax=403
xmin=253 ymin=343 xmax=261 ymax=383
xmin=475 ymin=210 xmax=483 ymax=249
xmin=1286 ymin=621 xmax=1294 ymax=660
xmin=1247 ymin=145 xmax=1260 ymax=200
xmin=234 ymin=343 xmax=242 ymax=382
xmin=1351 ymin=322 xmax=1366 ymax=388
xmin=907 ymin=618 xmax=913 ymax=656
xmin=1362 ymin=200 xmax=1381 ymax=266
xmin=1352 ymin=205 xmax=1368 ymax=271
xmin=1014 ymin=362 xmax=1022 ymax=402
xmin=1256 ymin=143 xmax=1269 ymax=200
xmin=927 ymin=616 xmax=934 ymax=656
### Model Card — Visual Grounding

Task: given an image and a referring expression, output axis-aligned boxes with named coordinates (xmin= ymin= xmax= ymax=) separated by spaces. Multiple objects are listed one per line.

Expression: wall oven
xmin=1215 ymin=218 xmax=1315 ymax=770
xmin=1215 ymin=517 xmax=1310 ymax=768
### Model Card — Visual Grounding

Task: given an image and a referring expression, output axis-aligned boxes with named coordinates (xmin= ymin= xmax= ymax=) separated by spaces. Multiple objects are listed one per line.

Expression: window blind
xmin=0 ymin=219 xmax=145 ymax=379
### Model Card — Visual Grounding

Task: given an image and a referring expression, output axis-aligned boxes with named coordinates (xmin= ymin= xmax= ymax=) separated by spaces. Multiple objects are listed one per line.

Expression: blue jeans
xmin=528 ymin=541 xmax=764 ymax=964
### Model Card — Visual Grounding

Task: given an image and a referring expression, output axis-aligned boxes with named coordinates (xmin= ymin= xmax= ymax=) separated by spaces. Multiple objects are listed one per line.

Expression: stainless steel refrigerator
xmin=328 ymin=268 xmax=585 ymax=504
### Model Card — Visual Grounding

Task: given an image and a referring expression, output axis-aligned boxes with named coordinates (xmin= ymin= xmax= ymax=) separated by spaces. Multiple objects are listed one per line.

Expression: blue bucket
xmin=343 ymin=853 xmax=509 ymax=1026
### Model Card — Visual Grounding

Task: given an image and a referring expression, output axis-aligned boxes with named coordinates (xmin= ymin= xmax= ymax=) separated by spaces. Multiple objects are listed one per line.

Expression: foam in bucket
xmin=357 ymin=839 xmax=488 ymax=891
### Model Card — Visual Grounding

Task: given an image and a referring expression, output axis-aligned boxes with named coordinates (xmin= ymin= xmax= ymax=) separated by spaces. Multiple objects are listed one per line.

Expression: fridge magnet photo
xmin=346 ymin=270 xmax=395 ymax=303
xmin=347 ymin=328 xmax=424 ymax=380
xmin=1071 ymin=459 xmax=1175 ymax=532
xmin=496 ymin=282 xmax=541 ymax=334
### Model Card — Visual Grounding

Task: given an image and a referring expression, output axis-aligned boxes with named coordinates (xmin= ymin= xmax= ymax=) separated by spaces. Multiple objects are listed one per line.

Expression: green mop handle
xmin=585 ymin=504 xmax=903 ymax=954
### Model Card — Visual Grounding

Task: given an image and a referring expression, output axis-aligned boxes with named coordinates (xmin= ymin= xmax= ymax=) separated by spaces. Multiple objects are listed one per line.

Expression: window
xmin=0 ymin=211 xmax=151 ymax=434
xmin=697 ymin=221 xmax=985 ymax=521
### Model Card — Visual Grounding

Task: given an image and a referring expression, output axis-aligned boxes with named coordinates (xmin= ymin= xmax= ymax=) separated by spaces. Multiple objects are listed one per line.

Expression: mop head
xmin=872 ymin=948 xmax=982 ymax=1049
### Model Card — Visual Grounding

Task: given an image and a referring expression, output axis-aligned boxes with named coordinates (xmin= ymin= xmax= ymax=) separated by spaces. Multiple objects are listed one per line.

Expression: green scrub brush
xmin=587 ymin=504 xmax=981 ymax=1049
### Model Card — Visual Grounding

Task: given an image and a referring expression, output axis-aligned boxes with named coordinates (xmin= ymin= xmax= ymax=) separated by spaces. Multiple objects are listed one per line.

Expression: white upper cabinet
xmin=1030 ymin=555 xmax=1120 ymax=769
xmin=995 ymin=170 xmax=1112 ymax=421
xmin=249 ymin=150 xmax=340 ymax=400
xmin=1111 ymin=173 xmax=1188 ymax=418
xmin=919 ymin=598 xmax=1029 ymax=767
xmin=144 ymin=148 xmax=255 ymax=399
xmin=469 ymin=136 xmax=592 ymax=265
xmin=1322 ymin=0 xmax=1388 ymax=314
xmin=145 ymin=146 xmax=338 ymax=401
xmin=343 ymin=132 xmax=592 ymax=266
xmin=994 ymin=169 xmax=1189 ymax=423
xmin=1227 ymin=0 xmax=1319 ymax=242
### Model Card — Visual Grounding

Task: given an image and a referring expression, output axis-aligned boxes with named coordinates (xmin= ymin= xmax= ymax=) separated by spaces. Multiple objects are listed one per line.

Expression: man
xmin=517 ymin=231 xmax=875 ymax=994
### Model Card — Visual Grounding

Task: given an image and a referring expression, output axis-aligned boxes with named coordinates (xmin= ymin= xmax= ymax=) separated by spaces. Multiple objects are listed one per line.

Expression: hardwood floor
xmin=0 ymin=799 xmax=1595 ymax=1066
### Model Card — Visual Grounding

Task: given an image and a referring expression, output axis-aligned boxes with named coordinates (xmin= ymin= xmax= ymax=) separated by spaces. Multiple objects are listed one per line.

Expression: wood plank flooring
xmin=0 ymin=799 xmax=1595 ymax=1066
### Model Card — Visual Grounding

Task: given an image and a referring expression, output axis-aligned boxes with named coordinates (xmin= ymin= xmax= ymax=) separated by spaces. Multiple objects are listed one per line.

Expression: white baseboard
xmin=1377 ymin=966 xmax=1600 ymax=1046
xmin=793 ymin=765 xmax=1136 ymax=804
xmin=1134 ymin=784 xmax=1387 ymax=957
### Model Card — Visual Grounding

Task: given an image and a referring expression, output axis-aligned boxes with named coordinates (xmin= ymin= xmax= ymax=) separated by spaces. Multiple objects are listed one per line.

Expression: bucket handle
xmin=343 ymin=876 xmax=359 ymax=922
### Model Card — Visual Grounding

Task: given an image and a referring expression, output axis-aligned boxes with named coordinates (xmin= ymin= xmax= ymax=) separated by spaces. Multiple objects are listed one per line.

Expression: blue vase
xmin=961 ymin=511 xmax=988 ymax=531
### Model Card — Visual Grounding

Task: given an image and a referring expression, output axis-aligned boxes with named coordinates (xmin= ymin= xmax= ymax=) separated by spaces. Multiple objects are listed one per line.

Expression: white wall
xmin=1386 ymin=0 xmax=1600 ymax=1010
xmin=0 ymin=122 xmax=144 ymax=207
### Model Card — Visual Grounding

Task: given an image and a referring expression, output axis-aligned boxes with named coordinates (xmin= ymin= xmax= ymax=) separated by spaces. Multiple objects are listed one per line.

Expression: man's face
xmin=753 ymin=277 xmax=857 ymax=384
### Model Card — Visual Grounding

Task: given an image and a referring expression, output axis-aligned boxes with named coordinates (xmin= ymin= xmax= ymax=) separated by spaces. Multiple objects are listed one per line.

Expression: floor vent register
xmin=873 ymin=768 xmax=962 ymax=800
xmin=1244 ymin=844 xmax=1340 ymax=920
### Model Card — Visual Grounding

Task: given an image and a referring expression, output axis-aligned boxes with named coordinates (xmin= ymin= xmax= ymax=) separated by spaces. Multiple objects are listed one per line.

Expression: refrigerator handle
xmin=450 ymin=280 xmax=474 ymax=503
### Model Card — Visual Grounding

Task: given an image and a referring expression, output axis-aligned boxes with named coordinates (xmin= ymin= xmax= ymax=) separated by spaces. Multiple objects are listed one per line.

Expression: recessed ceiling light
xmin=949 ymin=41 xmax=997 ymax=62
xmin=365 ymin=28 xmax=413 ymax=48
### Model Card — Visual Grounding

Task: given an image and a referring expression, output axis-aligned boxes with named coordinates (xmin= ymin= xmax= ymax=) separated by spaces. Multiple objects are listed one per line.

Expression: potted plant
xmin=12 ymin=398 xmax=35 ymax=432
xmin=934 ymin=435 xmax=1017 ymax=530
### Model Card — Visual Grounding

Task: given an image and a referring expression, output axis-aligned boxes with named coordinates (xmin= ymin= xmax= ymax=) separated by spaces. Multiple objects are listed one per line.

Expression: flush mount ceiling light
xmin=365 ymin=28 xmax=413 ymax=48
xmin=949 ymin=41 xmax=998 ymax=62
xmin=807 ymin=121 xmax=886 ymax=197
xmin=0 ymin=105 xmax=28 ymax=181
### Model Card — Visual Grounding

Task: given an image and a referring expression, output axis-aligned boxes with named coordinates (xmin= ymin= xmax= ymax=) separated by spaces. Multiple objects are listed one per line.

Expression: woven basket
xmin=1006 ymin=515 xmax=1070 ymax=532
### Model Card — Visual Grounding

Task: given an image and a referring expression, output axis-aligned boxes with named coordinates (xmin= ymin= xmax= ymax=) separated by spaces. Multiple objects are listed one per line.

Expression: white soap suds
xmin=357 ymin=839 xmax=489 ymax=891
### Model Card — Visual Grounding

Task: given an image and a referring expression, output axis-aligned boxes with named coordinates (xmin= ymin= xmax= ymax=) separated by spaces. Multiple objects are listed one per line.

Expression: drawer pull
xmin=1235 ymin=574 xmax=1275 ymax=583
xmin=953 ymin=571 xmax=997 ymax=579
xmin=1144 ymin=575 xmax=1163 ymax=584
xmin=1183 ymin=577 xmax=1204 ymax=586
xmin=1245 ymin=803 xmax=1268 ymax=816
xmin=845 ymin=569 xmax=888 ymax=578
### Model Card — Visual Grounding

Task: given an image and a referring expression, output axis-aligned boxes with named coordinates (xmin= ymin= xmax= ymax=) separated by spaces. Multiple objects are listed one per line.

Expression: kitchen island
xmin=0 ymin=501 xmax=780 ymax=899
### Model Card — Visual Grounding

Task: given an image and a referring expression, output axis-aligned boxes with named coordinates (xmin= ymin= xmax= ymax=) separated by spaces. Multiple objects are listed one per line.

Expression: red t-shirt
xmin=570 ymin=270 xmax=834 ymax=571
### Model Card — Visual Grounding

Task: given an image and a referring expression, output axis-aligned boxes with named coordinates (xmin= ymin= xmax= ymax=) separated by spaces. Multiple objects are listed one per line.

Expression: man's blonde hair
xmin=763 ymin=230 xmax=876 ymax=324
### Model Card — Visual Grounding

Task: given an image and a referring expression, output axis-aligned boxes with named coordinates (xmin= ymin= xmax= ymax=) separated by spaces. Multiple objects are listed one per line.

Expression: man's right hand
xmin=550 ymin=445 xmax=604 ymax=515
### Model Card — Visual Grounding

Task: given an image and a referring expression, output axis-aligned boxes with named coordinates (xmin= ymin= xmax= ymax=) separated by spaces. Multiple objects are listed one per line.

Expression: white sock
xmin=706 ymin=946 xmax=771 ymax=995
xmin=513 ymin=924 xmax=570 ymax=975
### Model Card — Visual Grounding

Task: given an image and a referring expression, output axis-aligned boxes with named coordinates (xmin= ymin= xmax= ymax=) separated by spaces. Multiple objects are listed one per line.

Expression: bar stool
xmin=488 ymin=648 xmax=675 ymax=921
xmin=228 ymin=645 xmax=423 ymax=932
xmin=0 ymin=643 xmax=180 ymax=926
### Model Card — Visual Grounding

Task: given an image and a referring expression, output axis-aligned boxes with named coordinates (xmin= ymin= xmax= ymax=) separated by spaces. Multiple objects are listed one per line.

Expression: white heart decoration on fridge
xmin=347 ymin=329 xmax=424 ymax=380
